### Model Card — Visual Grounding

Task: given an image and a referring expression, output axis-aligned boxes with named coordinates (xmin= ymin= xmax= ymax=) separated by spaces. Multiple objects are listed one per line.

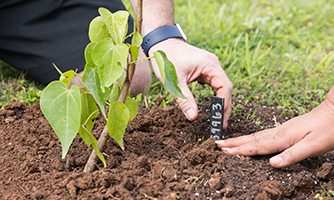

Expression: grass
xmin=174 ymin=0 xmax=334 ymax=116
xmin=0 ymin=62 xmax=43 ymax=108
xmin=1 ymin=0 xmax=334 ymax=116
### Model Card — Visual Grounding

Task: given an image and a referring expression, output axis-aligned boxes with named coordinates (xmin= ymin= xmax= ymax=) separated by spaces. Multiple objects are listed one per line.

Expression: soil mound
xmin=1 ymin=99 xmax=333 ymax=199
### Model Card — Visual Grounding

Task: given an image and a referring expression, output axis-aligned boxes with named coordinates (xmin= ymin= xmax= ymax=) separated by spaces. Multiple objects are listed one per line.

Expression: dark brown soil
xmin=1 ymin=99 xmax=334 ymax=200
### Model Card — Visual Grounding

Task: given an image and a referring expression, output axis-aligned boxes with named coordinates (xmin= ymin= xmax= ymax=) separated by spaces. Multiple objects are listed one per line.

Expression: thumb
xmin=269 ymin=135 xmax=320 ymax=168
xmin=176 ymin=83 xmax=198 ymax=121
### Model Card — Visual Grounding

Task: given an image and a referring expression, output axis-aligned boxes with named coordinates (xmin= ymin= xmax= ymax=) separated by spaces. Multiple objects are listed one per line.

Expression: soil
xmin=1 ymin=98 xmax=334 ymax=200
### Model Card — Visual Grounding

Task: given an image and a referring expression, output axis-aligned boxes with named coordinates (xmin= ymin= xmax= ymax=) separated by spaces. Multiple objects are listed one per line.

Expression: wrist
xmin=148 ymin=38 xmax=185 ymax=57
xmin=141 ymin=23 xmax=187 ymax=57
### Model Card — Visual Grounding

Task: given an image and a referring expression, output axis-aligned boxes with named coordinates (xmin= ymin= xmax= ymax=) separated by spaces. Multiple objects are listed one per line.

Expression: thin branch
xmin=83 ymin=126 xmax=109 ymax=172
xmin=129 ymin=56 xmax=154 ymax=65
xmin=136 ymin=0 xmax=143 ymax=34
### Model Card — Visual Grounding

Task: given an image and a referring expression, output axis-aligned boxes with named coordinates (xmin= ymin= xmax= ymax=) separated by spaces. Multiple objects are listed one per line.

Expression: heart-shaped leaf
xmin=99 ymin=8 xmax=129 ymax=44
xmin=107 ymin=101 xmax=129 ymax=150
xmin=92 ymin=39 xmax=128 ymax=88
xmin=88 ymin=16 xmax=110 ymax=42
xmin=40 ymin=81 xmax=81 ymax=158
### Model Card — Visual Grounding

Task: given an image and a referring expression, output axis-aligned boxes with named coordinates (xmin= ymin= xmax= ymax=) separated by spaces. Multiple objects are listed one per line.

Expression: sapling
xmin=40 ymin=4 xmax=186 ymax=172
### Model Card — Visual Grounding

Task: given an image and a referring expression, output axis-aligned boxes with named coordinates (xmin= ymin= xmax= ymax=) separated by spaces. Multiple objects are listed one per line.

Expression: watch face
xmin=176 ymin=23 xmax=188 ymax=42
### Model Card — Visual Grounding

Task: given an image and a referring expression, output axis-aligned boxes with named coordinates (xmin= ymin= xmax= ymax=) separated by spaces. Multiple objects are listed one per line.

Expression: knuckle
xmin=204 ymin=52 xmax=220 ymax=65
xmin=251 ymin=132 xmax=260 ymax=142
xmin=282 ymin=149 xmax=294 ymax=163
xmin=238 ymin=147 xmax=258 ymax=156
xmin=176 ymin=96 xmax=188 ymax=107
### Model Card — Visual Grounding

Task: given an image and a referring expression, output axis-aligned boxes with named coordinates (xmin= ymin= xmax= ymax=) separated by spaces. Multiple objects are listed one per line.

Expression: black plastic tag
xmin=210 ymin=96 xmax=224 ymax=140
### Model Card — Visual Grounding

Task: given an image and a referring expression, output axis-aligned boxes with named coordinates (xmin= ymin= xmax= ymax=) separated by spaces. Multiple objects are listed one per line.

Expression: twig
xmin=185 ymin=174 xmax=205 ymax=185
xmin=144 ymin=95 xmax=148 ymax=108
xmin=144 ymin=193 xmax=158 ymax=200
xmin=136 ymin=0 xmax=143 ymax=34
xmin=167 ymin=144 xmax=183 ymax=157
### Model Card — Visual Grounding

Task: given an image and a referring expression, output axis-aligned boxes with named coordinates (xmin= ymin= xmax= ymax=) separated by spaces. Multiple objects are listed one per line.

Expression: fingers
xmin=196 ymin=54 xmax=233 ymax=129
xmin=217 ymin=128 xmax=292 ymax=156
xmin=216 ymin=104 xmax=334 ymax=168
xmin=269 ymin=129 xmax=334 ymax=168
xmin=216 ymin=116 xmax=309 ymax=157
xmin=175 ymin=81 xmax=198 ymax=121
xmin=215 ymin=82 xmax=232 ymax=130
xmin=216 ymin=128 xmax=275 ymax=149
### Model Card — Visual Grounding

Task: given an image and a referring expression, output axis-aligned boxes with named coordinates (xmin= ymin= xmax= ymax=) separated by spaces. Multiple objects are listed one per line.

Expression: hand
xmin=149 ymin=38 xmax=232 ymax=129
xmin=216 ymin=95 xmax=334 ymax=168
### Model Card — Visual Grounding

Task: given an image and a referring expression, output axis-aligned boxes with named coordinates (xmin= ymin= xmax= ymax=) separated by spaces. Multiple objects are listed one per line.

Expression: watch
xmin=141 ymin=23 xmax=187 ymax=57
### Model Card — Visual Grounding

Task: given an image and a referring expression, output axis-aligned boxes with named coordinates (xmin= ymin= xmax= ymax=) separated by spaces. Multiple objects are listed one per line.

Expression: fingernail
xmin=215 ymin=140 xmax=225 ymax=145
xmin=185 ymin=108 xmax=195 ymax=120
xmin=270 ymin=156 xmax=283 ymax=166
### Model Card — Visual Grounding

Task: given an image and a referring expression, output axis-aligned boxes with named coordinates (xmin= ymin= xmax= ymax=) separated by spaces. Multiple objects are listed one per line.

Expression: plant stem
xmin=136 ymin=0 xmax=143 ymax=34
xmin=83 ymin=0 xmax=143 ymax=173
xmin=83 ymin=126 xmax=108 ymax=172
xmin=129 ymin=56 xmax=154 ymax=65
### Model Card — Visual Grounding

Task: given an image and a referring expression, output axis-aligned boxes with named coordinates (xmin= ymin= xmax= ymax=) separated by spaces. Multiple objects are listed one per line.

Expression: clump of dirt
xmin=0 ymin=99 xmax=333 ymax=199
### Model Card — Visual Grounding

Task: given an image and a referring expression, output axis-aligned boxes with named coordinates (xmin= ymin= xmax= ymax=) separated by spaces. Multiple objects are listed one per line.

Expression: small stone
xmin=209 ymin=177 xmax=222 ymax=191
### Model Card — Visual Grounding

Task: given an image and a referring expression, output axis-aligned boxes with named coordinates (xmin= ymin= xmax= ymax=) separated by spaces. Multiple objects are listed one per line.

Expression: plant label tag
xmin=210 ymin=96 xmax=224 ymax=140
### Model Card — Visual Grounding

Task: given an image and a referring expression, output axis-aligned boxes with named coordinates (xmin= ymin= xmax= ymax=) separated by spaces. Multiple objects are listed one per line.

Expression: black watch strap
xmin=141 ymin=23 xmax=187 ymax=57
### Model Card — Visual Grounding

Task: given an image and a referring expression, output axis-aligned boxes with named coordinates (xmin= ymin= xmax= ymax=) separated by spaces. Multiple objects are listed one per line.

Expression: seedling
xmin=197 ymin=136 xmax=206 ymax=144
xmin=40 ymin=5 xmax=186 ymax=172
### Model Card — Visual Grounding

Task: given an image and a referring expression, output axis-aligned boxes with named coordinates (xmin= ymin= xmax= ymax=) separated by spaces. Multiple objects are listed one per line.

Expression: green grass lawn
xmin=1 ymin=0 xmax=334 ymax=117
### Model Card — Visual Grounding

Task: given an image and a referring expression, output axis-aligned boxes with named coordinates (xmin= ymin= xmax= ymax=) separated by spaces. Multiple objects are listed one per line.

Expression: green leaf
xmin=116 ymin=70 xmax=126 ymax=88
xmin=108 ymin=83 xmax=121 ymax=105
xmin=153 ymin=50 xmax=187 ymax=98
xmin=79 ymin=90 xmax=99 ymax=133
xmin=40 ymin=81 xmax=81 ymax=159
xmin=78 ymin=125 xmax=106 ymax=167
xmin=92 ymin=39 xmax=129 ymax=88
xmin=125 ymin=97 xmax=138 ymax=121
xmin=313 ymin=51 xmax=334 ymax=72
xmin=131 ymin=32 xmax=143 ymax=47
xmin=88 ymin=16 xmax=110 ymax=42
xmin=99 ymin=8 xmax=129 ymax=44
xmin=129 ymin=45 xmax=139 ymax=61
xmin=52 ymin=63 xmax=75 ymax=87
xmin=91 ymin=38 xmax=115 ymax=65
xmin=113 ymin=11 xmax=129 ymax=44
xmin=82 ymin=63 xmax=111 ymax=120
xmin=107 ymin=101 xmax=130 ymax=150
xmin=60 ymin=70 xmax=76 ymax=87
xmin=78 ymin=90 xmax=106 ymax=166
xmin=84 ymin=42 xmax=97 ymax=66
xmin=161 ymin=99 xmax=167 ymax=108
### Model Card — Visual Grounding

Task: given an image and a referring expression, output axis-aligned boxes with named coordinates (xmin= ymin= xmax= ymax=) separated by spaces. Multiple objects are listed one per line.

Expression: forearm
xmin=129 ymin=0 xmax=175 ymax=35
